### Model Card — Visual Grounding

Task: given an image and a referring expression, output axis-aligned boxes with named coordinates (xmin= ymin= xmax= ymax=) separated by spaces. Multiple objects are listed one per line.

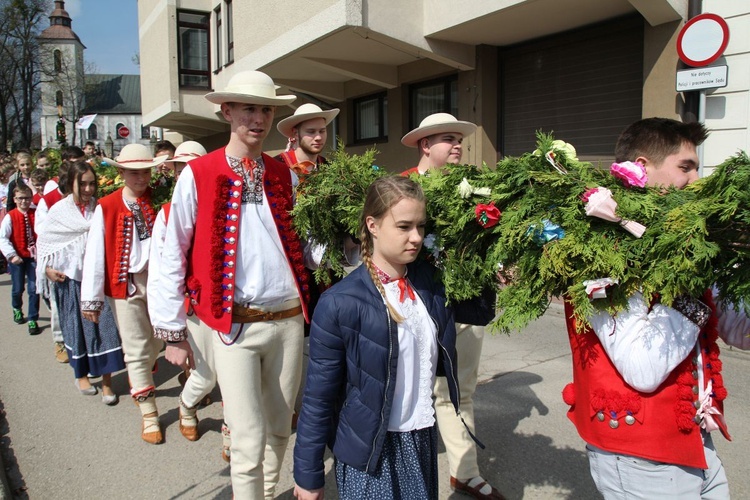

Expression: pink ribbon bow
xmin=696 ymin=380 xmax=729 ymax=435
xmin=582 ymin=187 xmax=646 ymax=238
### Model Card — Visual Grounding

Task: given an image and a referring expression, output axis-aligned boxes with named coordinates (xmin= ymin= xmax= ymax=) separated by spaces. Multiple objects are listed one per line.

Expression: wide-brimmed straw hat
xmin=102 ymin=144 xmax=167 ymax=170
xmin=205 ymin=70 xmax=296 ymax=106
xmin=163 ymin=141 xmax=208 ymax=163
xmin=401 ymin=113 xmax=477 ymax=148
xmin=277 ymin=103 xmax=340 ymax=138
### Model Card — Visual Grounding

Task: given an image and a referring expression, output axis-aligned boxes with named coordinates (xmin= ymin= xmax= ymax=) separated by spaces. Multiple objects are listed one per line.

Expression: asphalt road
xmin=0 ymin=271 xmax=748 ymax=499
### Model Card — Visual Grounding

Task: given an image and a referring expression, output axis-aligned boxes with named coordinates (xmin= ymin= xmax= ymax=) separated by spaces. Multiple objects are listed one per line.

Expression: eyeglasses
xmin=14 ymin=196 xmax=31 ymax=201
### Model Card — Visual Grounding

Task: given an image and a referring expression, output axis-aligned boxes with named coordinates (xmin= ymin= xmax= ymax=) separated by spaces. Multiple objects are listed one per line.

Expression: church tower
xmin=38 ymin=0 xmax=86 ymax=148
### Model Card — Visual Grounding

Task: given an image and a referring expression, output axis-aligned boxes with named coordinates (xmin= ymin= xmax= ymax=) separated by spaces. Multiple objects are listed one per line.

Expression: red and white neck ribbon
xmin=374 ymin=264 xmax=415 ymax=303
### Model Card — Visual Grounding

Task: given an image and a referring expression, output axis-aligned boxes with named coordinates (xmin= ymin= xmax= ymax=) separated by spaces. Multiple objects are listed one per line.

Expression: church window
xmin=54 ymin=50 xmax=62 ymax=73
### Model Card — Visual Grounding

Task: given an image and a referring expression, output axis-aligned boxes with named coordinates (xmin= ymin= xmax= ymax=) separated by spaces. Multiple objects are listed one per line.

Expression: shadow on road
xmin=0 ymin=398 xmax=29 ymax=499
xmin=444 ymin=371 xmax=598 ymax=500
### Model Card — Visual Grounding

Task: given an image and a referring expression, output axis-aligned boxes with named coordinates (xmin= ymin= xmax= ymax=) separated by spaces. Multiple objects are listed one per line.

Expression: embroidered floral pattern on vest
xmin=264 ymin=170 xmax=310 ymax=308
xmin=674 ymin=291 xmax=726 ymax=434
xmin=227 ymin=155 xmax=264 ymax=204
xmin=111 ymin=192 xmax=155 ymax=288
xmin=125 ymin=199 xmax=153 ymax=240
xmin=209 ymin=174 xmax=235 ymax=319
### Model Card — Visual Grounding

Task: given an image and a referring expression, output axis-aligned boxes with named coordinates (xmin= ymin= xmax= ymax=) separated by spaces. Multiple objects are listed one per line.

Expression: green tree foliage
xmin=0 ymin=0 xmax=46 ymax=149
xmin=292 ymin=133 xmax=750 ymax=334
xmin=292 ymin=144 xmax=385 ymax=284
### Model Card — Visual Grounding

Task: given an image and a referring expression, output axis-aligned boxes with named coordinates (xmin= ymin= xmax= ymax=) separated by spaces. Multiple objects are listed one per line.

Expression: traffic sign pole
xmin=676 ymin=12 xmax=730 ymax=177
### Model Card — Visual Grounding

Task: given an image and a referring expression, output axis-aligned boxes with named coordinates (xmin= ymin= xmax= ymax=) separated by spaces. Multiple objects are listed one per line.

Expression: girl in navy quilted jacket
xmin=293 ymin=176 xmax=460 ymax=500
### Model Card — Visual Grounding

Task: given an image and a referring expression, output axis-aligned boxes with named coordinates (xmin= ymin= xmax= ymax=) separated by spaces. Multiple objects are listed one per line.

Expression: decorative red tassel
xmin=562 ymin=383 xmax=576 ymax=406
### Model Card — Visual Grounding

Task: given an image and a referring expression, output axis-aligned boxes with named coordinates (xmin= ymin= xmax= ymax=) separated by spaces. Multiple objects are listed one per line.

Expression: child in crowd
xmin=0 ymin=165 xmax=12 ymax=274
xmin=37 ymin=160 xmax=125 ymax=401
xmin=30 ymin=169 xmax=49 ymax=209
xmin=81 ymin=143 xmax=166 ymax=443
xmin=294 ymin=176 xmax=460 ymax=500
xmin=6 ymin=152 xmax=34 ymax=212
xmin=0 ymin=184 xmax=40 ymax=334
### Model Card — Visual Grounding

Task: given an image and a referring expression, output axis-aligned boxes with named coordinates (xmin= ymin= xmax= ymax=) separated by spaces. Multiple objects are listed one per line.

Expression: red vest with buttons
xmin=183 ymin=148 xmax=310 ymax=334
xmin=7 ymin=209 xmax=36 ymax=258
xmin=562 ymin=293 xmax=728 ymax=469
xmin=98 ymin=187 xmax=155 ymax=299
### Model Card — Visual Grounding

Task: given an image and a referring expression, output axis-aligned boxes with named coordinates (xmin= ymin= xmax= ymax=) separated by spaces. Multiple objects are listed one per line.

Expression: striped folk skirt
xmin=55 ymin=278 xmax=125 ymax=379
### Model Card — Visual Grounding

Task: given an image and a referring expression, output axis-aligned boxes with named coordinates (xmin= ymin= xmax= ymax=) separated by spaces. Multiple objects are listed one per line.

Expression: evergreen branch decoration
xmin=416 ymin=134 xmax=750 ymax=333
xmin=293 ymin=134 xmax=750 ymax=334
xmin=292 ymin=144 xmax=386 ymax=283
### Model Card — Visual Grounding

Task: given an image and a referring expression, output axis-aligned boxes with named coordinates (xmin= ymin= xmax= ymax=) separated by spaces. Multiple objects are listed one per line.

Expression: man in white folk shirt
xmin=150 ymin=70 xmax=313 ymax=499
xmin=401 ymin=113 xmax=505 ymax=500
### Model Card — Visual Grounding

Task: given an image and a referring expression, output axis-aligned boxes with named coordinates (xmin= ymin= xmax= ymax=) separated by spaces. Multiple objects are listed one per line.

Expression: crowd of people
xmin=0 ymin=69 xmax=748 ymax=500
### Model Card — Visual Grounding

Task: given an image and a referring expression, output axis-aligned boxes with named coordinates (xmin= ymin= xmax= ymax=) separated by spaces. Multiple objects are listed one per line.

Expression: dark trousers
xmin=9 ymin=257 xmax=39 ymax=320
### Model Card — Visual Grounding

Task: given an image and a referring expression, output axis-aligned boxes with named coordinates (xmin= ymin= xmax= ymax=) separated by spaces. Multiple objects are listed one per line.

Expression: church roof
xmin=38 ymin=25 xmax=83 ymax=44
xmin=38 ymin=1 xmax=85 ymax=47
xmin=82 ymin=74 xmax=142 ymax=115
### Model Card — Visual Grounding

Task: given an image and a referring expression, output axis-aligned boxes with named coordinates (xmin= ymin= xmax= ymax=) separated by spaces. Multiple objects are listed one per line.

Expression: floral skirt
xmin=55 ymin=278 xmax=125 ymax=378
xmin=335 ymin=426 xmax=437 ymax=500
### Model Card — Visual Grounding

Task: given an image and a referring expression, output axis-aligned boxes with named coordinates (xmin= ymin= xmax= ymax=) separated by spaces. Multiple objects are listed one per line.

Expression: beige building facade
xmin=137 ymin=0 xmax=747 ymax=170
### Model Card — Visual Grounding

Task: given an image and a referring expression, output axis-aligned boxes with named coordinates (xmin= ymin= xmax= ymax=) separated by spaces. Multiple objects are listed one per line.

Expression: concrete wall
xmin=642 ymin=21 xmax=683 ymax=120
xmin=702 ymin=0 xmax=750 ymax=168
xmin=138 ymin=1 xmax=182 ymax=125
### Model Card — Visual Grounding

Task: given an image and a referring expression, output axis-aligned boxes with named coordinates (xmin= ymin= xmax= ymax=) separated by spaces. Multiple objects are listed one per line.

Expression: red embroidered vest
xmin=184 ymin=148 xmax=310 ymax=334
xmin=275 ymin=150 xmax=326 ymax=176
xmin=43 ymin=189 xmax=63 ymax=209
xmin=98 ymin=187 xmax=155 ymax=299
xmin=8 ymin=209 xmax=36 ymax=258
xmin=562 ymin=293 xmax=727 ymax=469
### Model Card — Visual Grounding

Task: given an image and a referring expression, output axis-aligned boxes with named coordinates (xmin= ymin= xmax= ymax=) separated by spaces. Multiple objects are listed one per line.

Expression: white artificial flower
xmin=457 ymin=177 xmax=491 ymax=199
xmin=458 ymin=178 xmax=474 ymax=199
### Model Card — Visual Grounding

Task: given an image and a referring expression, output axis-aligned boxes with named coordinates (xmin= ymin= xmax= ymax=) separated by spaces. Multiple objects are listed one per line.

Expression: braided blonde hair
xmin=359 ymin=176 xmax=426 ymax=323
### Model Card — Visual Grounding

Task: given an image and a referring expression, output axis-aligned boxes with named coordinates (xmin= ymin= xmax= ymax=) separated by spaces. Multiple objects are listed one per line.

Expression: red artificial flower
xmin=475 ymin=202 xmax=501 ymax=228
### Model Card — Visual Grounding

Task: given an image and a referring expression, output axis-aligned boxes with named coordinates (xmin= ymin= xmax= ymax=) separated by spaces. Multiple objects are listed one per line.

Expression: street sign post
xmin=676 ymin=13 xmax=730 ymax=178
xmin=676 ymin=65 xmax=728 ymax=92
xmin=677 ymin=13 xmax=730 ymax=67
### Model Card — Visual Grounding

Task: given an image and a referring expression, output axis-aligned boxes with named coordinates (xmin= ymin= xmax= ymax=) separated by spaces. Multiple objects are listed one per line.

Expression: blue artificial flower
xmin=526 ymin=219 xmax=565 ymax=247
